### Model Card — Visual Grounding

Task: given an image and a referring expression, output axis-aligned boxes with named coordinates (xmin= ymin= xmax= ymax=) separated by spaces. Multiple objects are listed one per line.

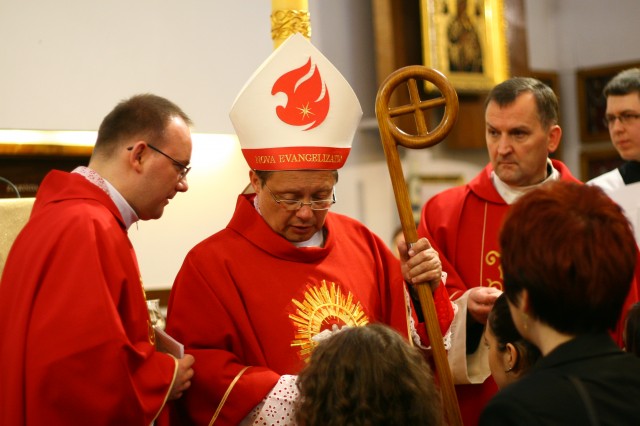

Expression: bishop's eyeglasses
xmin=127 ymin=144 xmax=191 ymax=180
xmin=264 ymin=183 xmax=336 ymax=211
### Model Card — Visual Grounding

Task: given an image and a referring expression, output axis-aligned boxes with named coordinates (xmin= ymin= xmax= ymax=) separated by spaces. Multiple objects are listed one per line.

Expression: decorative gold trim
xmin=480 ymin=203 xmax=503 ymax=289
xmin=151 ymin=356 xmax=179 ymax=424
xmin=271 ymin=10 xmax=311 ymax=49
xmin=484 ymin=250 xmax=502 ymax=289
xmin=0 ymin=143 xmax=93 ymax=156
xmin=209 ymin=366 xmax=250 ymax=426
xmin=479 ymin=201 xmax=488 ymax=284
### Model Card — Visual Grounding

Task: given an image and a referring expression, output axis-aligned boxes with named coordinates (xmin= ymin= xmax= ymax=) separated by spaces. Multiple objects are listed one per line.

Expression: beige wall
xmin=1 ymin=0 xmax=638 ymax=288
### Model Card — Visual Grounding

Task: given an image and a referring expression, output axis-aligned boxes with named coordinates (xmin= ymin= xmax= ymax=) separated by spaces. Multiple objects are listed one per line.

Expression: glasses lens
xmin=266 ymin=184 xmax=335 ymax=211
xmin=604 ymin=113 xmax=640 ymax=127
xmin=621 ymin=113 xmax=640 ymax=124
xmin=310 ymin=200 xmax=334 ymax=210
xmin=280 ymin=200 xmax=301 ymax=211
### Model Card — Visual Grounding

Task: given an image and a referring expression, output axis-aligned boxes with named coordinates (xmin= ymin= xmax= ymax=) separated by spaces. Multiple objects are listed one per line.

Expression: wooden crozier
xmin=375 ymin=65 xmax=462 ymax=426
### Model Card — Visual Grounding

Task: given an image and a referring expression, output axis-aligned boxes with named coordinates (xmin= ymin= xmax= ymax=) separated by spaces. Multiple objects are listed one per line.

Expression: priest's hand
xmin=399 ymin=237 xmax=442 ymax=291
xmin=467 ymin=286 xmax=502 ymax=324
xmin=169 ymin=354 xmax=195 ymax=400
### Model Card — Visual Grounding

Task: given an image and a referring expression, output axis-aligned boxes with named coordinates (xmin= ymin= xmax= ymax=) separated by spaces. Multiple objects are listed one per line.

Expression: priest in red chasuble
xmin=0 ymin=94 xmax=195 ymax=425
xmin=164 ymin=33 xmax=455 ymax=426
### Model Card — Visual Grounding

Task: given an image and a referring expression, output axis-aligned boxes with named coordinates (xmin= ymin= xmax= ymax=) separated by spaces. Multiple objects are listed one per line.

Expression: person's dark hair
xmin=253 ymin=169 xmax=339 ymax=186
xmin=603 ymin=68 xmax=640 ymax=97
xmin=484 ymin=77 xmax=559 ymax=129
xmin=295 ymin=323 xmax=442 ymax=426
xmin=625 ymin=302 xmax=640 ymax=357
xmin=500 ymin=181 xmax=637 ymax=335
xmin=94 ymin=93 xmax=192 ymax=156
xmin=487 ymin=293 xmax=541 ymax=373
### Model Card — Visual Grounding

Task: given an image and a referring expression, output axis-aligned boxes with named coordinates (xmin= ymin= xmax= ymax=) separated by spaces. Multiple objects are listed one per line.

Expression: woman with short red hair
xmin=480 ymin=181 xmax=640 ymax=425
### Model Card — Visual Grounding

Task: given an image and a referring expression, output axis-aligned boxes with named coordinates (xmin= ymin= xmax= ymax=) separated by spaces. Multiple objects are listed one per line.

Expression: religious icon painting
xmin=420 ymin=0 xmax=509 ymax=92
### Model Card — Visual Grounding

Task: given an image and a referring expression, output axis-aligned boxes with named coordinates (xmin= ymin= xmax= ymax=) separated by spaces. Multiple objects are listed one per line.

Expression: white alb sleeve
xmin=448 ymin=289 xmax=491 ymax=384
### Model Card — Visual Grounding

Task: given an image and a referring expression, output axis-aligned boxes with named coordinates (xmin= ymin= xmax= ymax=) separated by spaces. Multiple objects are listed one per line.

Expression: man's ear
xmin=249 ymin=170 xmax=261 ymax=193
xmin=127 ymin=141 xmax=147 ymax=172
xmin=547 ymin=124 xmax=562 ymax=154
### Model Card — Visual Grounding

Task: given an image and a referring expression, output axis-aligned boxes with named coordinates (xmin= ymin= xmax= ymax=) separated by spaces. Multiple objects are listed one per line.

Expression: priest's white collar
xmin=491 ymin=159 xmax=560 ymax=205
xmin=72 ymin=166 xmax=139 ymax=230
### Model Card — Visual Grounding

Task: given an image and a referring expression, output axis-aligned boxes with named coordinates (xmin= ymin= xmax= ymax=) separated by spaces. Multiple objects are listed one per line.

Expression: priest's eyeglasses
xmin=264 ymin=184 xmax=336 ymax=211
xmin=603 ymin=112 xmax=640 ymax=127
xmin=128 ymin=144 xmax=191 ymax=180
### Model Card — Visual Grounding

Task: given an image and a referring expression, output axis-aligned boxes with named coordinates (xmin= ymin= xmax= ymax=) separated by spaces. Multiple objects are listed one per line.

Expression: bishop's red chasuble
xmin=165 ymin=193 xmax=454 ymax=425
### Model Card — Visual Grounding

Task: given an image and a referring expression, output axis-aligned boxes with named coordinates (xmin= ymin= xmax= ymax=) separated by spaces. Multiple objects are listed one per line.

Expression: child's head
xmin=296 ymin=323 xmax=442 ymax=425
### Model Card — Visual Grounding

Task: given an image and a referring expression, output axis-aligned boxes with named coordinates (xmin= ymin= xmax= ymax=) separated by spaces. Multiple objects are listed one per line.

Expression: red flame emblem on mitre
xmin=271 ymin=58 xmax=330 ymax=130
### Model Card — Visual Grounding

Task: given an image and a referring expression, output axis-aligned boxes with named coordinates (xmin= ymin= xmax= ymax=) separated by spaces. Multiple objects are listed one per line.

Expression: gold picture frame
xmin=420 ymin=0 xmax=509 ymax=93
xmin=0 ymin=131 xmax=94 ymax=198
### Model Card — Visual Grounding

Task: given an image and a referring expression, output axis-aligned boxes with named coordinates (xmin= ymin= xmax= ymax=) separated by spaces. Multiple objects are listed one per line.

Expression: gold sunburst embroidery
xmin=289 ymin=280 xmax=369 ymax=360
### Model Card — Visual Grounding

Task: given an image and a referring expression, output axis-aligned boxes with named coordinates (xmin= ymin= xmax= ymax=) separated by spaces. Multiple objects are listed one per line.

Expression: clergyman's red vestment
xmin=0 ymin=171 xmax=177 ymax=425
